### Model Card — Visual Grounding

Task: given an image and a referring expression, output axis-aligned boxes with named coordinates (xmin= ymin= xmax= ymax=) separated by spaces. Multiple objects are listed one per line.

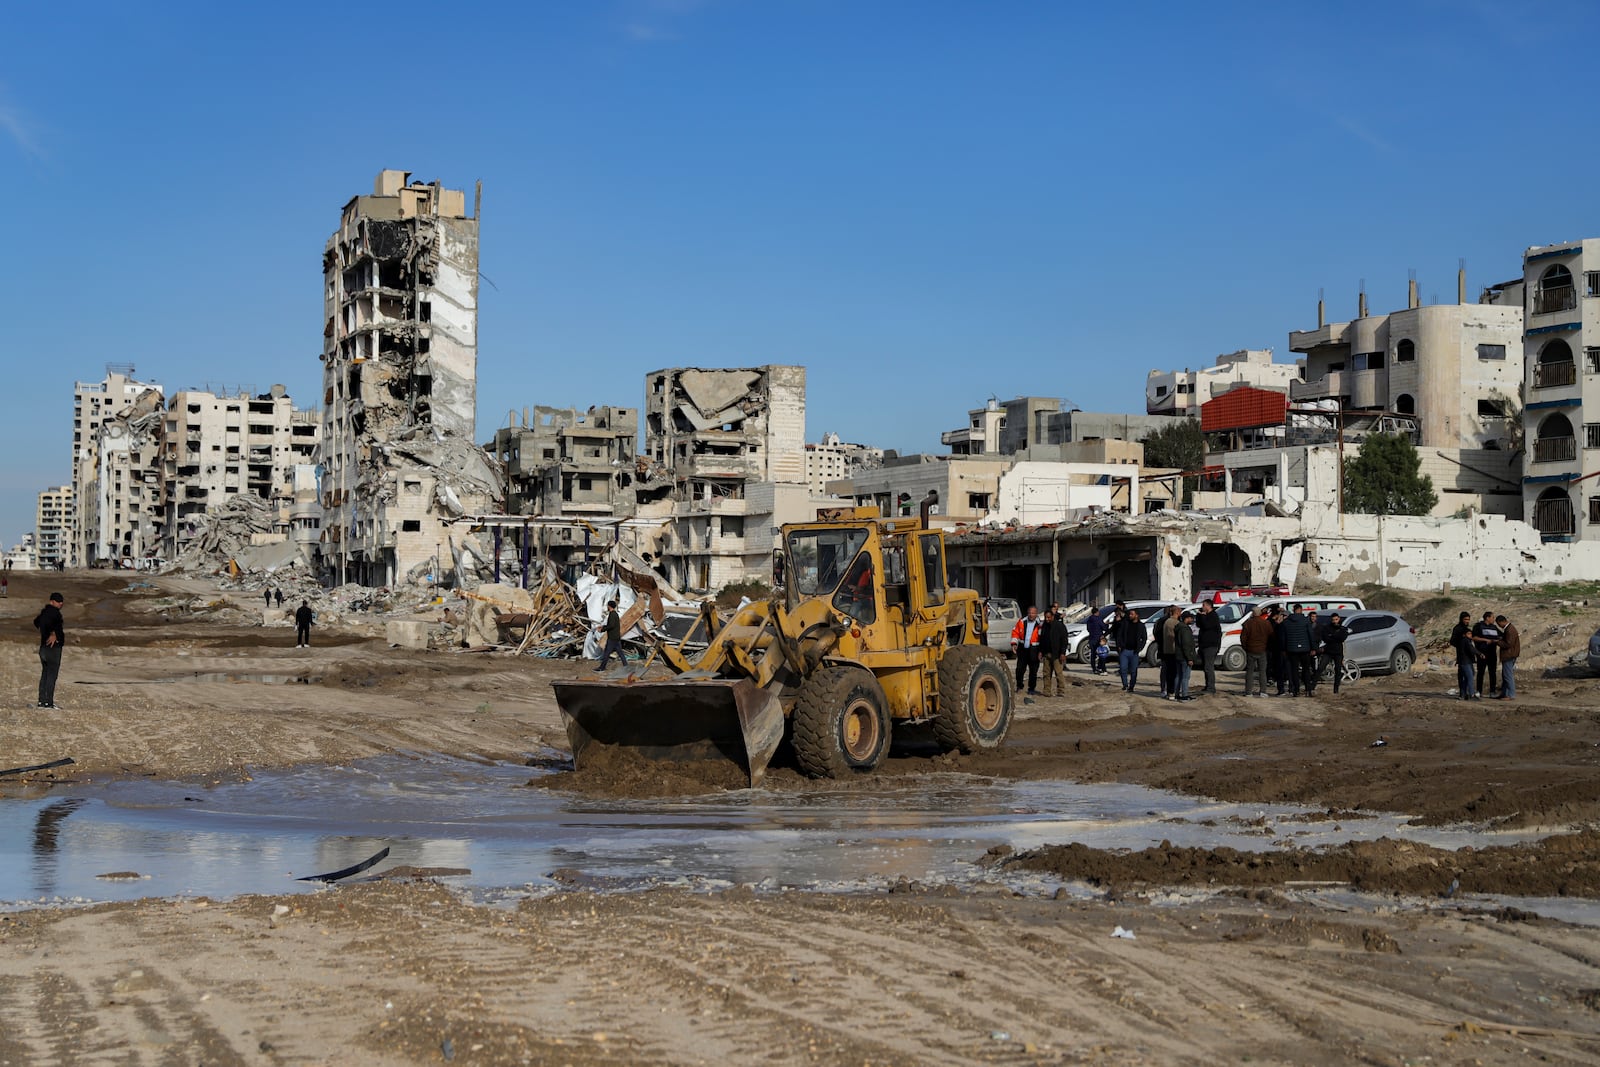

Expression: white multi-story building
xmin=1146 ymin=349 xmax=1301 ymax=416
xmin=161 ymin=384 xmax=321 ymax=558
xmin=940 ymin=399 xmax=1007 ymax=455
xmin=803 ymin=432 xmax=883 ymax=495
xmin=34 ymin=485 xmax=73 ymax=569
xmin=1521 ymin=238 xmax=1600 ymax=541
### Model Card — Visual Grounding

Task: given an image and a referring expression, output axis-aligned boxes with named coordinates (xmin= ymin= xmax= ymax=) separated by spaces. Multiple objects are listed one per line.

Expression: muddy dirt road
xmin=3 ymin=572 xmax=1600 ymax=1064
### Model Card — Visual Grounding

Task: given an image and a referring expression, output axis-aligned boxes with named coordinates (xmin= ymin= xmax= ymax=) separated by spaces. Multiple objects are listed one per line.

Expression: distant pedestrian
xmin=1116 ymin=609 xmax=1147 ymax=691
xmin=1039 ymin=609 xmax=1069 ymax=696
xmin=263 ymin=588 xmax=272 ymax=608
xmin=1195 ymin=601 xmax=1221 ymax=695
xmin=1496 ymin=614 xmax=1519 ymax=699
xmin=294 ymin=599 xmax=314 ymax=648
xmin=1472 ymin=611 xmax=1500 ymax=699
xmin=1267 ymin=608 xmax=1289 ymax=695
xmin=1011 ymin=606 xmax=1044 ymax=695
xmin=1158 ymin=606 xmax=1183 ymax=697
xmin=1450 ymin=611 xmax=1476 ymax=699
xmin=274 ymin=588 xmax=284 ymax=608
xmin=1241 ymin=607 xmax=1273 ymax=697
xmin=1 ymin=573 xmax=7 ymax=598
xmin=595 ymin=599 xmax=625 ymax=670
xmin=33 ymin=592 xmax=65 ymax=710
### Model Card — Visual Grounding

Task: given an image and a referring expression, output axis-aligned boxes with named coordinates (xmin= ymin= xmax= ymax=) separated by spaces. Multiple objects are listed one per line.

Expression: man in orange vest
xmin=1011 ymin=605 xmax=1044 ymax=696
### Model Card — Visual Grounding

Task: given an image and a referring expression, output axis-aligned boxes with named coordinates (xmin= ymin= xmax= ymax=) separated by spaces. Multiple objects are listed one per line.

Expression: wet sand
xmin=4 ymin=572 xmax=1600 ymax=1063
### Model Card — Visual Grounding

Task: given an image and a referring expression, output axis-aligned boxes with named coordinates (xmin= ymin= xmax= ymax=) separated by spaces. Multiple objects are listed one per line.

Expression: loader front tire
xmin=934 ymin=646 xmax=1012 ymax=754
xmin=791 ymin=666 xmax=890 ymax=778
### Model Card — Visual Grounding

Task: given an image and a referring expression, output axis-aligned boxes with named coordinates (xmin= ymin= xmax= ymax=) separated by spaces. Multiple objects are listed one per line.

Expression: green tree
xmin=1141 ymin=419 xmax=1205 ymax=505
xmin=1343 ymin=433 xmax=1437 ymax=515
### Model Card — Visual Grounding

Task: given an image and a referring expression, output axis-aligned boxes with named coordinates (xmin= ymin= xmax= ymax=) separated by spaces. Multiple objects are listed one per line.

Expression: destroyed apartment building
xmin=317 ymin=170 xmax=500 ymax=588
xmin=639 ymin=365 xmax=830 ymax=592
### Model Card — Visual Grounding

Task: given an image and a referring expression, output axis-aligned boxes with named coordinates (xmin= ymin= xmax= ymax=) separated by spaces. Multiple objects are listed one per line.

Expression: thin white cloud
xmin=1329 ymin=113 xmax=1395 ymax=156
xmin=0 ymin=87 xmax=44 ymax=160
xmin=618 ymin=0 xmax=712 ymax=43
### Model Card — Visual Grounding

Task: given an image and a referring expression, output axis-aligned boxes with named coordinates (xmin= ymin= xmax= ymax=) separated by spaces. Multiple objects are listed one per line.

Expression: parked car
xmin=983 ymin=598 xmax=1022 ymax=656
xmin=1066 ymin=600 xmax=1181 ymax=666
xmin=1319 ymin=610 xmax=1417 ymax=676
xmin=1214 ymin=595 xmax=1367 ymax=671
xmin=1586 ymin=628 xmax=1600 ymax=673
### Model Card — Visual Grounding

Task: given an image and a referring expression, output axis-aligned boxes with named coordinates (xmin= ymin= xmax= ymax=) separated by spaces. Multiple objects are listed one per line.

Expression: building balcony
xmin=1533 ymin=435 xmax=1577 ymax=464
xmin=1532 ymin=288 xmax=1578 ymax=316
xmin=1532 ymin=495 xmax=1575 ymax=541
xmin=1533 ymin=360 xmax=1577 ymax=389
xmin=683 ymin=495 xmax=750 ymax=515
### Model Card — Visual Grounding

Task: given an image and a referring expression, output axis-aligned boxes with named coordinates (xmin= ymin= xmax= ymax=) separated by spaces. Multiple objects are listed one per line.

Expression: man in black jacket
xmin=1115 ymin=609 xmax=1147 ymax=692
xmin=34 ymin=592 xmax=65 ymax=710
xmin=1450 ymin=611 xmax=1476 ymax=699
xmin=596 ymin=599 xmax=626 ymax=671
xmin=294 ymin=600 xmax=314 ymax=648
xmin=1039 ymin=609 xmax=1070 ymax=697
xmin=1318 ymin=613 xmax=1351 ymax=693
xmin=1195 ymin=601 xmax=1222 ymax=695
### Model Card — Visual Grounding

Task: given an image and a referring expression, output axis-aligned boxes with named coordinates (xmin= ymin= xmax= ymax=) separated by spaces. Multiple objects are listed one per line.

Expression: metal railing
xmin=1534 ymin=435 xmax=1577 ymax=463
xmin=1534 ymin=360 xmax=1577 ymax=388
xmin=1533 ymin=287 xmax=1578 ymax=315
xmin=1587 ymin=424 xmax=1600 ymax=450
xmin=1533 ymin=496 xmax=1575 ymax=538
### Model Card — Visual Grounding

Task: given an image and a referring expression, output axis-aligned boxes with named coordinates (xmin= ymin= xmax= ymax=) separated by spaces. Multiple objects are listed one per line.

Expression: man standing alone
xmin=1116 ymin=608 xmax=1147 ymax=692
xmin=295 ymin=599 xmax=314 ymax=648
xmin=34 ymin=592 xmax=65 ymax=710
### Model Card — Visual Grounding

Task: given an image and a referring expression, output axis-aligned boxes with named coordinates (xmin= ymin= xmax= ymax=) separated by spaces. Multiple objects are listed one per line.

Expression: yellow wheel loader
xmin=552 ymin=507 xmax=1013 ymax=785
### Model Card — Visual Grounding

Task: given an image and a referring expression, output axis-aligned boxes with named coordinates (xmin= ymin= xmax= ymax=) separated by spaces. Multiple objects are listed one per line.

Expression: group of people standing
xmin=1449 ymin=611 xmax=1521 ymax=700
xmin=1238 ymin=604 xmax=1350 ymax=698
xmin=1107 ymin=602 xmax=1222 ymax=701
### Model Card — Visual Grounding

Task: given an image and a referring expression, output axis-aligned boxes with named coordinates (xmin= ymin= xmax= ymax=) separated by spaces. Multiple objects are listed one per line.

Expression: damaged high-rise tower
xmin=317 ymin=170 xmax=500 ymax=587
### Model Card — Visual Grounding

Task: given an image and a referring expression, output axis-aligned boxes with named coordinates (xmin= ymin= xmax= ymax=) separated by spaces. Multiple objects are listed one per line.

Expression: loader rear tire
xmin=791 ymin=666 xmax=890 ymax=778
xmin=934 ymin=646 xmax=1012 ymax=754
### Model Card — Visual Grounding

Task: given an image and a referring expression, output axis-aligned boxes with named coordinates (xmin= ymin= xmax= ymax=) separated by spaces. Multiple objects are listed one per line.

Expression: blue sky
xmin=3 ymin=0 xmax=1595 ymax=546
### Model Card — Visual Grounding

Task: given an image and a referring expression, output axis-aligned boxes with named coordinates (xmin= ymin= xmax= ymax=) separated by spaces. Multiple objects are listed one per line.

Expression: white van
xmin=1213 ymin=595 xmax=1366 ymax=670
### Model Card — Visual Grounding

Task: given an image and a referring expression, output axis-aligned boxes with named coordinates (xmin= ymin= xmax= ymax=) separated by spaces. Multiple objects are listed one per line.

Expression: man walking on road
xmin=595 ymin=599 xmax=626 ymax=671
xmin=34 ymin=592 xmax=65 ymax=710
xmin=1496 ymin=613 xmax=1519 ymax=699
xmin=294 ymin=599 xmax=314 ymax=648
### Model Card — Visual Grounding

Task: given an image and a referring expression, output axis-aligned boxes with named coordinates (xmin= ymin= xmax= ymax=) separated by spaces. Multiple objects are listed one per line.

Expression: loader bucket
xmin=552 ymin=677 xmax=787 ymax=787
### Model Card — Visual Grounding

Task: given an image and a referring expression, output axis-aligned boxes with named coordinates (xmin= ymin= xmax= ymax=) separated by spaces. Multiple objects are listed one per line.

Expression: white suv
xmin=1066 ymin=600 xmax=1182 ymax=666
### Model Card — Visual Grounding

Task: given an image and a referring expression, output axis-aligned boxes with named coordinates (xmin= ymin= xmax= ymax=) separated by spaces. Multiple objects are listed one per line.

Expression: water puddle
xmin=0 ymin=755 xmax=1590 ymax=923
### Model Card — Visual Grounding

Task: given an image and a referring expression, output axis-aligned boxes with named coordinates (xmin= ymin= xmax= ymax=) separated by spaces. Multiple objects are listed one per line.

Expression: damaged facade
xmin=640 ymin=365 xmax=812 ymax=591
xmin=492 ymin=405 xmax=638 ymax=520
xmin=318 ymin=170 xmax=497 ymax=586
xmin=71 ymin=367 xmax=164 ymax=566
xmin=160 ymin=384 xmax=321 ymax=560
